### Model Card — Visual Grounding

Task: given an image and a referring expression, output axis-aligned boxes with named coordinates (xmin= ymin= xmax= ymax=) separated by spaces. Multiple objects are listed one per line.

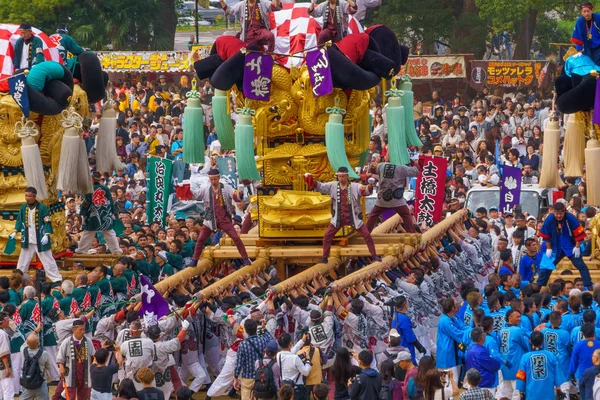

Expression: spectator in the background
xmin=520 ymin=144 xmax=539 ymax=171
xmin=372 ymin=113 xmax=385 ymax=142
xmin=520 ymin=105 xmax=539 ymax=139
xmin=171 ymin=128 xmax=184 ymax=160
xmin=126 ymin=133 xmax=149 ymax=157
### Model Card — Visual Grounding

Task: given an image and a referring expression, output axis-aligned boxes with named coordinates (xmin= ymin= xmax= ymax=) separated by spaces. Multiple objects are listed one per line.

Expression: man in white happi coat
xmin=177 ymin=309 xmax=211 ymax=392
xmin=219 ymin=0 xmax=282 ymax=52
xmin=306 ymin=166 xmax=379 ymax=263
xmin=147 ymin=322 xmax=190 ymax=399
xmin=365 ymin=159 xmax=419 ymax=233
xmin=55 ymin=319 xmax=96 ymax=400
xmin=191 ymin=168 xmax=250 ymax=265
xmin=120 ymin=320 xmax=156 ymax=390
xmin=0 ymin=312 xmax=13 ymax=400
xmin=206 ymin=324 xmax=246 ymax=398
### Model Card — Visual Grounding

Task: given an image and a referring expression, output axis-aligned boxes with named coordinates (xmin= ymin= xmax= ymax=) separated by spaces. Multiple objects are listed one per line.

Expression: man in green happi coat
xmin=12 ymin=187 xmax=62 ymax=283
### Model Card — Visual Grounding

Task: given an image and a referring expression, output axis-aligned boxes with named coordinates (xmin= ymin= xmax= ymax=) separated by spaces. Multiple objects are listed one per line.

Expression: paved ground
xmin=175 ymin=29 xmax=235 ymax=50
xmin=24 ymin=385 xmax=230 ymax=399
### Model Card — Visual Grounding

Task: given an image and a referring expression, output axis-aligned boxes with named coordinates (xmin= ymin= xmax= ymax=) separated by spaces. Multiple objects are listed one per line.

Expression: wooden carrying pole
xmin=197 ymin=256 xmax=271 ymax=300
xmin=332 ymin=210 xmax=468 ymax=290
xmin=272 ymin=257 xmax=341 ymax=294
xmin=153 ymin=258 xmax=213 ymax=294
xmin=371 ymin=214 xmax=402 ymax=234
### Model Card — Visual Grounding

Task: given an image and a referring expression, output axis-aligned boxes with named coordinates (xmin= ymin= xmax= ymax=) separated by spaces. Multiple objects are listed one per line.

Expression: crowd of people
xmin=3 ymin=42 xmax=600 ymax=400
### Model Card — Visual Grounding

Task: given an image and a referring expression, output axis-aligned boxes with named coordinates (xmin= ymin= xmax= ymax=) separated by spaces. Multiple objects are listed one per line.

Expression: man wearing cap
xmin=65 ymin=196 xmax=78 ymax=219
xmin=395 ymin=350 xmax=418 ymax=400
xmin=191 ymin=168 xmax=251 ymax=265
xmin=11 ymin=187 xmax=62 ymax=283
xmin=306 ymin=166 xmax=379 ymax=262
xmin=55 ymin=319 xmax=96 ymax=400
xmin=13 ymin=23 xmax=45 ymax=71
xmin=308 ymin=306 xmax=336 ymax=369
xmin=538 ymin=202 xmax=593 ymax=288
xmin=366 ymin=157 xmax=419 ymax=233
xmin=76 ymin=172 xmax=123 ymax=256
xmin=147 ymin=320 xmax=190 ymax=399
xmin=572 ymin=2 xmax=600 ymax=64
xmin=49 ymin=23 xmax=85 ymax=67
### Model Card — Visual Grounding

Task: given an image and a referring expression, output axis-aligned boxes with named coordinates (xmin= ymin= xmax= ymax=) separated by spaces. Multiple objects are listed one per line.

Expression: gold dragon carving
xmin=233 ymin=64 xmax=372 ymax=237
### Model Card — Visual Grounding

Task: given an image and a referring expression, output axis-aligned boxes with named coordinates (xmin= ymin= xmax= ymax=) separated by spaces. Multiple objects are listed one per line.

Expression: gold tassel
xmin=539 ymin=119 xmax=565 ymax=188
xmin=563 ymin=112 xmax=586 ymax=177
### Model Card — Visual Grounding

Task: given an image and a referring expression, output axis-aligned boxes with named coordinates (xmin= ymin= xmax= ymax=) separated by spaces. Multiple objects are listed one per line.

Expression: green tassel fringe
xmin=325 ymin=114 xmax=359 ymax=179
xmin=213 ymin=89 xmax=235 ymax=150
xmin=387 ymin=98 xmax=410 ymax=165
xmin=235 ymin=115 xmax=261 ymax=181
xmin=183 ymin=97 xmax=205 ymax=164
xmin=399 ymin=82 xmax=422 ymax=147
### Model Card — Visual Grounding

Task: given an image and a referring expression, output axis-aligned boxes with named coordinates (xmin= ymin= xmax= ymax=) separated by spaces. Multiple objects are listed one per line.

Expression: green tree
xmin=0 ymin=0 xmax=75 ymax=31
xmin=476 ymin=0 xmax=579 ymax=59
xmin=0 ymin=0 xmax=177 ymax=51
xmin=365 ymin=0 xmax=486 ymax=57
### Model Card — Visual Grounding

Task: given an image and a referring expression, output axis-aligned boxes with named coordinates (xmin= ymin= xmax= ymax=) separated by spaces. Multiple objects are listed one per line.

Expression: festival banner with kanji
xmin=415 ymin=156 xmax=448 ymax=227
xmin=399 ymin=56 xmax=466 ymax=79
xmin=306 ymin=48 xmax=333 ymax=97
xmin=215 ymin=156 xmax=238 ymax=189
xmin=147 ymin=156 xmax=173 ymax=227
xmin=470 ymin=60 xmax=555 ymax=90
xmin=243 ymin=52 xmax=274 ymax=101
xmin=499 ymin=165 xmax=522 ymax=214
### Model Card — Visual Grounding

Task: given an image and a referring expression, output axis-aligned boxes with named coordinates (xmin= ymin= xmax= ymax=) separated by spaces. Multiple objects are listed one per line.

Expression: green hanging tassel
xmin=398 ymin=75 xmax=422 ymax=147
xmin=325 ymin=98 xmax=359 ymax=179
xmin=385 ymin=81 xmax=410 ymax=165
xmin=212 ymin=89 xmax=235 ymax=150
xmin=183 ymin=79 xmax=205 ymax=164
xmin=235 ymin=103 xmax=261 ymax=181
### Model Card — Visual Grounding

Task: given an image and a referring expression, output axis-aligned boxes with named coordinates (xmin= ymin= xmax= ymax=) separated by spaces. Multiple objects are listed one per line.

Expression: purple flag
xmin=138 ymin=275 xmax=170 ymax=326
xmin=594 ymin=76 xmax=600 ymax=125
xmin=243 ymin=53 xmax=273 ymax=101
xmin=499 ymin=165 xmax=522 ymax=214
xmin=306 ymin=48 xmax=333 ymax=97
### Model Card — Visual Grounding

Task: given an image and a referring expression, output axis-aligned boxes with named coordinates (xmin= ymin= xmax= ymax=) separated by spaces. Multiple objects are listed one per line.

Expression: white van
xmin=465 ymin=184 xmax=555 ymax=219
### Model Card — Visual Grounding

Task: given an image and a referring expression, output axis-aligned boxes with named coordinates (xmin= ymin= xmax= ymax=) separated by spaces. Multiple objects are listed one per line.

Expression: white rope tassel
xmin=16 ymin=118 xmax=48 ymax=200
xmin=96 ymin=90 xmax=124 ymax=174
xmin=57 ymin=107 xmax=92 ymax=193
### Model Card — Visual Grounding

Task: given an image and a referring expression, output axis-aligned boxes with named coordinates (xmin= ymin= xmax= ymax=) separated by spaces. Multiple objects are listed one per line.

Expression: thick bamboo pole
xmin=372 ymin=214 xmax=402 ymax=234
xmin=272 ymin=257 xmax=341 ymax=294
xmin=332 ymin=210 xmax=468 ymax=289
xmin=420 ymin=209 xmax=468 ymax=246
xmin=198 ymin=256 xmax=271 ymax=300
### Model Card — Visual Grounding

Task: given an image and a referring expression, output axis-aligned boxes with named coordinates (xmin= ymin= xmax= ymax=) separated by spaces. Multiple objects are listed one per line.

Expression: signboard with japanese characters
xmin=470 ymin=60 xmax=555 ymax=90
xmin=147 ymin=156 xmax=174 ymax=228
xmin=398 ymin=56 xmax=466 ymax=79
xmin=414 ymin=155 xmax=448 ymax=228
xmin=243 ymin=52 xmax=274 ymax=101
xmin=96 ymin=47 xmax=211 ymax=72
xmin=499 ymin=165 xmax=521 ymax=214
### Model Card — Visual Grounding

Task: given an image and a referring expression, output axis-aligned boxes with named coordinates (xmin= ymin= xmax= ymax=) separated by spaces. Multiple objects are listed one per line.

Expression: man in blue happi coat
xmin=571 ymin=2 xmax=600 ymax=64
